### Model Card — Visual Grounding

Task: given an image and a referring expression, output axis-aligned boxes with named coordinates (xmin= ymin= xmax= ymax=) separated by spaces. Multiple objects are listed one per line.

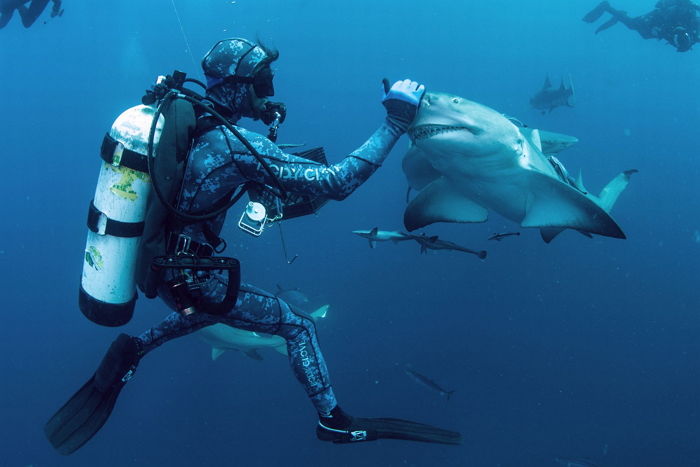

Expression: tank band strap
xmin=87 ymin=201 xmax=145 ymax=238
xmin=100 ymin=134 xmax=150 ymax=174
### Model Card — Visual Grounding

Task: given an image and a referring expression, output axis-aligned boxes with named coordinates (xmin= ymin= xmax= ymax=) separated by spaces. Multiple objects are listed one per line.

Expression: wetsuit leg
xmin=137 ymin=280 xmax=337 ymax=415
xmin=18 ymin=0 xmax=49 ymax=27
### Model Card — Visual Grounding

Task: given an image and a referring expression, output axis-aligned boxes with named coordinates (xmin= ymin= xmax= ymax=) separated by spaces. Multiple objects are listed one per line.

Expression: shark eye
xmin=452 ymin=98 xmax=459 ymax=104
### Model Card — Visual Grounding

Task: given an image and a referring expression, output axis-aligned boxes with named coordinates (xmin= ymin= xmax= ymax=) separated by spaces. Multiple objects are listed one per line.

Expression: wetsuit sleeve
xmin=226 ymin=121 xmax=405 ymax=201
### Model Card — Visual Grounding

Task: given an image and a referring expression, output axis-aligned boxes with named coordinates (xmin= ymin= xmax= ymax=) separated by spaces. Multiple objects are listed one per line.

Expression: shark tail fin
xmin=369 ymin=240 xmax=376 ymax=249
xmin=311 ymin=304 xmax=330 ymax=320
xmin=597 ymin=169 xmax=638 ymax=212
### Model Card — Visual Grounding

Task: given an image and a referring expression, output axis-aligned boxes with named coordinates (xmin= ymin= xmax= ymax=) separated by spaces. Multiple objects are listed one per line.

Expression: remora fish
xmin=530 ymin=75 xmax=575 ymax=114
xmin=488 ymin=232 xmax=520 ymax=241
xmin=197 ymin=304 xmax=329 ymax=361
xmin=405 ymin=368 xmax=455 ymax=399
xmin=352 ymin=227 xmax=414 ymax=248
xmin=403 ymin=91 xmax=636 ymax=243
xmin=411 ymin=233 xmax=487 ymax=259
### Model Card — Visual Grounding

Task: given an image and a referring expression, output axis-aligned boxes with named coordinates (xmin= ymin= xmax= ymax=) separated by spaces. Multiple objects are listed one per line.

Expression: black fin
xmin=292 ymin=147 xmax=328 ymax=165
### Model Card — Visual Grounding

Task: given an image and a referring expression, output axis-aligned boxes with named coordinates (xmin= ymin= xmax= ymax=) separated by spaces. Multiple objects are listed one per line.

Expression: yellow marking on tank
xmin=108 ymin=166 xmax=149 ymax=201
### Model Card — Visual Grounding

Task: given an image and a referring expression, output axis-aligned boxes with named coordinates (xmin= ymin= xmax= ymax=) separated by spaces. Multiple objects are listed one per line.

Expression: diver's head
xmin=672 ymin=27 xmax=693 ymax=52
xmin=202 ymin=38 xmax=278 ymax=120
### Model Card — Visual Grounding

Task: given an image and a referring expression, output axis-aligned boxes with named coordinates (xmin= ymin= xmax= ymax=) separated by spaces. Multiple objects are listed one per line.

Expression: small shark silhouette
xmin=352 ymin=227 xmax=414 ymax=248
xmin=530 ymin=75 xmax=575 ymax=114
xmin=405 ymin=367 xmax=455 ymax=399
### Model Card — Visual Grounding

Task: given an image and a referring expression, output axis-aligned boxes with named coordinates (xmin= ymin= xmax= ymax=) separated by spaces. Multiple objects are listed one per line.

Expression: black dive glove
xmin=382 ymin=78 xmax=426 ymax=134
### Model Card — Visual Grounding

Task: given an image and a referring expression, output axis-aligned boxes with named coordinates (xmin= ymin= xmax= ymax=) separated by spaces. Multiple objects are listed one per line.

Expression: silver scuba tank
xmin=79 ymin=105 xmax=163 ymax=326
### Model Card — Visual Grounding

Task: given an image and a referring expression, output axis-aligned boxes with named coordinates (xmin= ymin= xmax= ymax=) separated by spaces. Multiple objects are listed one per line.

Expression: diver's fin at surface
xmin=583 ymin=1 xmax=610 ymax=22
xmin=595 ymin=16 xmax=618 ymax=33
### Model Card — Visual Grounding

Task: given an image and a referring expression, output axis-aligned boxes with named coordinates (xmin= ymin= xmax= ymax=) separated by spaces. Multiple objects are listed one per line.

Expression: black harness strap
xmin=100 ymin=134 xmax=150 ymax=174
xmin=87 ymin=201 xmax=145 ymax=238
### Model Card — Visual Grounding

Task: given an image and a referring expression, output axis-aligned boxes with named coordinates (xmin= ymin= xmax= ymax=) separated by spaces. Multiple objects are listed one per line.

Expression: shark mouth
xmin=409 ymin=124 xmax=473 ymax=141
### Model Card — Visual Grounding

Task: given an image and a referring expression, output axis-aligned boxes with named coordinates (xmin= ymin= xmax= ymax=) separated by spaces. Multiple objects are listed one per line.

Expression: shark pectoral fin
xmin=402 ymin=146 xmax=441 ymax=190
xmin=523 ymin=174 xmax=625 ymax=239
xmin=245 ymin=349 xmax=264 ymax=361
xmin=404 ymin=178 xmax=488 ymax=231
xmin=211 ymin=347 xmax=226 ymax=361
xmin=596 ymin=169 xmax=637 ymax=212
xmin=311 ymin=304 xmax=330 ymax=320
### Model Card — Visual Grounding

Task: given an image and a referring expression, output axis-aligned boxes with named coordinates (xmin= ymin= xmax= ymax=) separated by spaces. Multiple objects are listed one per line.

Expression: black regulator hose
xmin=146 ymin=90 xmax=288 ymax=223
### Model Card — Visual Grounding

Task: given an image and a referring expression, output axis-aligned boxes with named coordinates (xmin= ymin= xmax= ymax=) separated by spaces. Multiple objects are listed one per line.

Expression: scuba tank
xmin=79 ymin=68 xmax=321 ymax=326
xmin=79 ymin=105 xmax=165 ymax=326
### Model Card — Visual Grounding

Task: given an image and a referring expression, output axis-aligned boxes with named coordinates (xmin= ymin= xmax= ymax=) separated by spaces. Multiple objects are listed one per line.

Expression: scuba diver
xmin=44 ymin=38 xmax=462 ymax=455
xmin=583 ymin=0 xmax=700 ymax=52
xmin=0 ymin=0 xmax=62 ymax=29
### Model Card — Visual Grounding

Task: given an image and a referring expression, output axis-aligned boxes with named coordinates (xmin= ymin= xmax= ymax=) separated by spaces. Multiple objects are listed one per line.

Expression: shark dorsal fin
xmin=543 ymin=75 xmax=552 ymax=89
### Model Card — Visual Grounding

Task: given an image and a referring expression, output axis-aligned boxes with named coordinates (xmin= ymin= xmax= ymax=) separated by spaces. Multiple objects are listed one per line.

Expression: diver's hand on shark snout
xmin=382 ymin=78 xmax=426 ymax=134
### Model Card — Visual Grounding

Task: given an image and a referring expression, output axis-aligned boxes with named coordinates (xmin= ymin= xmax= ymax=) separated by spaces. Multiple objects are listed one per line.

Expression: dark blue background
xmin=1 ymin=0 xmax=699 ymax=465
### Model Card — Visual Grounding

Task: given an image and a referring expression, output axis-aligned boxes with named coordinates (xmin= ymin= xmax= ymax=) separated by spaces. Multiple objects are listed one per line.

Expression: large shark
xmin=403 ymin=91 xmax=635 ymax=243
xmin=197 ymin=303 xmax=329 ymax=361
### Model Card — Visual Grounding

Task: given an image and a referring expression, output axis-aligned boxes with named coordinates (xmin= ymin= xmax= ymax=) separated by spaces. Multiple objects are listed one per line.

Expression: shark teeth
xmin=410 ymin=125 xmax=467 ymax=141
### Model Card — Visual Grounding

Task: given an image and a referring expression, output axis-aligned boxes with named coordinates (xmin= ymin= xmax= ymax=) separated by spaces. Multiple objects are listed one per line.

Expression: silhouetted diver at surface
xmin=583 ymin=0 xmax=700 ymax=52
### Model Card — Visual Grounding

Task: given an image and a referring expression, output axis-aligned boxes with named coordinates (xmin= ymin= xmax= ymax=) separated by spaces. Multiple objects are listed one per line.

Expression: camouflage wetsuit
xmin=136 ymin=118 xmax=404 ymax=415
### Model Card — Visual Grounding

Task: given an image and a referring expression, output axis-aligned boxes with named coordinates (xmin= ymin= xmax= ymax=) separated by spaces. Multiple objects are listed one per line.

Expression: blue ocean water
xmin=1 ymin=0 xmax=699 ymax=465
